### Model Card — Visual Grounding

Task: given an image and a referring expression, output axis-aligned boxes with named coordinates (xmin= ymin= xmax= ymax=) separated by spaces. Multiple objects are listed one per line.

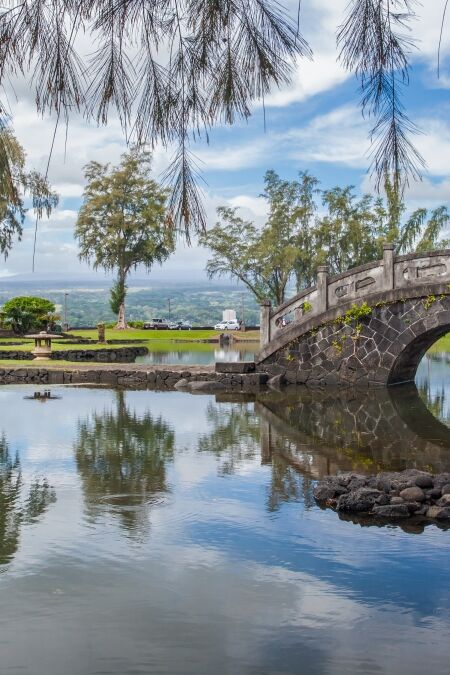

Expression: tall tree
xmin=0 ymin=126 xmax=58 ymax=258
xmin=263 ymin=170 xmax=319 ymax=291
xmin=201 ymin=170 xmax=319 ymax=305
xmin=201 ymin=206 xmax=295 ymax=305
xmin=382 ymin=177 xmax=450 ymax=254
xmin=75 ymin=148 xmax=175 ymax=329
xmin=202 ymin=169 xmax=449 ymax=306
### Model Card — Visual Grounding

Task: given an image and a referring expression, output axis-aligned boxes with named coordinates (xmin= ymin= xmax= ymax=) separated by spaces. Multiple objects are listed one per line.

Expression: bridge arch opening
xmin=388 ymin=324 xmax=450 ymax=385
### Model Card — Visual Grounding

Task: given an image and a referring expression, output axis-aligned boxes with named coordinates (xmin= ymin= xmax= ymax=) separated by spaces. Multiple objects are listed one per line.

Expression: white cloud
xmin=263 ymin=0 xmax=350 ymax=108
xmin=194 ymin=105 xmax=371 ymax=173
xmin=284 ymin=105 xmax=369 ymax=167
xmin=228 ymin=195 xmax=268 ymax=222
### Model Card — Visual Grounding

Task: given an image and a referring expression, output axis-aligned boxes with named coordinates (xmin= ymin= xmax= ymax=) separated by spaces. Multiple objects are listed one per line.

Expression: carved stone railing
xmin=260 ymin=246 xmax=450 ymax=349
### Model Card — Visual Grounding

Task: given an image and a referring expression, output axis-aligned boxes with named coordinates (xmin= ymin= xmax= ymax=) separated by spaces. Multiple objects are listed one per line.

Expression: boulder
xmin=375 ymin=478 xmax=391 ymax=493
xmin=313 ymin=485 xmax=337 ymax=501
xmin=399 ymin=486 xmax=425 ymax=503
xmin=372 ymin=504 xmax=410 ymax=518
xmin=427 ymin=505 xmax=450 ymax=520
xmin=426 ymin=488 xmax=442 ymax=500
xmin=390 ymin=496 xmax=405 ymax=505
xmin=188 ymin=380 xmax=226 ymax=393
xmin=441 ymin=484 xmax=450 ymax=496
xmin=435 ymin=507 xmax=450 ymax=520
xmin=414 ymin=474 xmax=434 ymax=489
xmin=433 ymin=474 xmax=450 ymax=488
xmin=174 ymin=378 xmax=190 ymax=389
xmin=427 ymin=505 xmax=442 ymax=519
xmin=337 ymin=487 xmax=382 ymax=513
xmin=436 ymin=494 xmax=450 ymax=507
xmin=404 ymin=501 xmax=422 ymax=513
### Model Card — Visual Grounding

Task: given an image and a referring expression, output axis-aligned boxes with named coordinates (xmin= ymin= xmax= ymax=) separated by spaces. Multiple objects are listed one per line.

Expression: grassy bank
xmin=72 ymin=328 xmax=260 ymax=341
xmin=0 ymin=328 xmax=260 ymax=361
xmin=428 ymin=335 xmax=450 ymax=352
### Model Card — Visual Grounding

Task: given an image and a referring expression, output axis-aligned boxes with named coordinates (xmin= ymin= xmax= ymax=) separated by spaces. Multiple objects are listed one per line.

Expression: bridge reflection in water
xmin=248 ymin=384 xmax=450 ymax=479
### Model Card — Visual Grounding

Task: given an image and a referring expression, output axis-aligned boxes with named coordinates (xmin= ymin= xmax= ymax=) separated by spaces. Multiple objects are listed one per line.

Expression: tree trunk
xmin=115 ymin=302 xmax=129 ymax=330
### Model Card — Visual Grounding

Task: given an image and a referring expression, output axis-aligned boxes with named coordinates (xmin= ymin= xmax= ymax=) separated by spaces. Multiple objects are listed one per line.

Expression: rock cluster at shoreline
xmin=314 ymin=469 xmax=450 ymax=522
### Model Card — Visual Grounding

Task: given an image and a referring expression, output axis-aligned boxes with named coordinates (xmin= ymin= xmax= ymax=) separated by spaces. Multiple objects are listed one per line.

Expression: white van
xmin=214 ymin=320 xmax=241 ymax=330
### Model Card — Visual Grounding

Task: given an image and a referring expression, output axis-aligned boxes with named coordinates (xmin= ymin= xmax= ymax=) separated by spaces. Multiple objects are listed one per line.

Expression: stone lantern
xmin=26 ymin=331 xmax=61 ymax=361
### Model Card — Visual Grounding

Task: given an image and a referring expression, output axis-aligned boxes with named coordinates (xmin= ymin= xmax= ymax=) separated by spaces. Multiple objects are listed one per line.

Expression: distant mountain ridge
xmin=0 ymin=279 xmax=260 ymax=327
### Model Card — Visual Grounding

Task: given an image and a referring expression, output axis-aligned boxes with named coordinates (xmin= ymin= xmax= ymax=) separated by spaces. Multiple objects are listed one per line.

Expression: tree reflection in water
xmin=266 ymin=455 xmax=314 ymax=512
xmin=74 ymin=391 xmax=175 ymax=538
xmin=198 ymin=400 xmax=309 ymax=510
xmin=0 ymin=435 xmax=56 ymax=566
xmin=198 ymin=402 xmax=260 ymax=475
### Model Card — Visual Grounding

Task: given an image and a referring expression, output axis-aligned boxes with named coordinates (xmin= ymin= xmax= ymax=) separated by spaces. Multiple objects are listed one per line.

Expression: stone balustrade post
xmin=317 ymin=265 xmax=329 ymax=314
xmin=260 ymin=299 xmax=271 ymax=348
xmin=383 ymin=243 xmax=395 ymax=290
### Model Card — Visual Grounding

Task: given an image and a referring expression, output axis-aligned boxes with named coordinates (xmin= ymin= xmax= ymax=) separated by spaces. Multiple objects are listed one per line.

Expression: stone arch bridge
xmin=257 ymin=246 xmax=450 ymax=386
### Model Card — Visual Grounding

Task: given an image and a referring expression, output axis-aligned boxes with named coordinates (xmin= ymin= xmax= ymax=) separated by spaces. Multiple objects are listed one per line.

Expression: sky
xmin=2 ymin=0 xmax=450 ymax=283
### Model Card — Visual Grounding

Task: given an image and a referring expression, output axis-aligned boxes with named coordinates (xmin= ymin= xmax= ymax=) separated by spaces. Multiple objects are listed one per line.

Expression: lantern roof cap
xmin=26 ymin=331 xmax=61 ymax=339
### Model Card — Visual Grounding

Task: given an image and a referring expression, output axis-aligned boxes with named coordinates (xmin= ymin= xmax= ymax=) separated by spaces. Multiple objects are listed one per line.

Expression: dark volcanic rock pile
xmin=314 ymin=469 xmax=450 ymax=522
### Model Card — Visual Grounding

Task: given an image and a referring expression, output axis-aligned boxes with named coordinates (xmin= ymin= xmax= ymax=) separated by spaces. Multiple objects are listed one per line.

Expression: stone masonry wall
xmin=0 ymin=346 xmax=148 ymax=362
xmin=259 ymin=295 xmax=450 ymax=387
xmin=0 ymin=366 xmax=268 ymax=390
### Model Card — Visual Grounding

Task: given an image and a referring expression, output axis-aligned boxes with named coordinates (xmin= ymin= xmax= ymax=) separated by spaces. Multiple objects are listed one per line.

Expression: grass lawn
xmin=0 ymin=328 xmax=260 ymax=361
xmin=73 ymin=328 xmax=220 ymax=341
xmin=428 ymin=334 xmax=450 ymax=352
xmin=72 ymin=327 xmax=260 ymax=341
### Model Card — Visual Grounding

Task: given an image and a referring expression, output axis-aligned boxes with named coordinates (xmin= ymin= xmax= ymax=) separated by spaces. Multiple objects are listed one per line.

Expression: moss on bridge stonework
xmin=258 ymin=295 xmax=450 ymax=387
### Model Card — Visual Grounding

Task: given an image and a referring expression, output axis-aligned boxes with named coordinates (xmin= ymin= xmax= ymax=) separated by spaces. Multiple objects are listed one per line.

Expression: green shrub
xmin=0 ymin=296 xmax=57 ymax=335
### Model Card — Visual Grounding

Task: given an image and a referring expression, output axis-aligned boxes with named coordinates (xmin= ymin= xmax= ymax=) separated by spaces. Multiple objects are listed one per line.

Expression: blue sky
xmin=2 ymin=0 xmax=450 ymax=282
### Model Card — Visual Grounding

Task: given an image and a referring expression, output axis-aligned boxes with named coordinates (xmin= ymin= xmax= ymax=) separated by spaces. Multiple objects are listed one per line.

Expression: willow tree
xmin=75 ymin=148 xmax=175 ymax=329
xmin=0 ymin=126 xmax=58 ymax=258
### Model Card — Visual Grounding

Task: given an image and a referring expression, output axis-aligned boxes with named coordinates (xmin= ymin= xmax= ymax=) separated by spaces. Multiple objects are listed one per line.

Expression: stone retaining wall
xmin=0 ymin=346 xmax=148 ymax=362
xmin=0 ymin=366 xmax=268 ymax=390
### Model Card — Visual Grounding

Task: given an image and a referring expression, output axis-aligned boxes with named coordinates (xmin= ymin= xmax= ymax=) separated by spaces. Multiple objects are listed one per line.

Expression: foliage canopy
xmin=0 ymin=295 xmax=57 ymax=334
xmin=201 ymin=170 xmax=449 ymax=306
xmin=75 ymin=148 xmax=175 ymax=328
xmin=0 ymin=127 xmax=58 ymax=259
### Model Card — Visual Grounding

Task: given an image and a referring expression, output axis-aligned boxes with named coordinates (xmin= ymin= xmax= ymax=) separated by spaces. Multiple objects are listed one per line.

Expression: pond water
xmin=134 ymin=342 xmax=256 ymax=365
xmin=0 ymin=355 xmax=450 ymax=674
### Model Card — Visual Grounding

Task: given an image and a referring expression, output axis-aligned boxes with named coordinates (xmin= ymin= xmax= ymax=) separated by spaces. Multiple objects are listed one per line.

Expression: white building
xmin=222 ymin=309 xmax=237 ymax=322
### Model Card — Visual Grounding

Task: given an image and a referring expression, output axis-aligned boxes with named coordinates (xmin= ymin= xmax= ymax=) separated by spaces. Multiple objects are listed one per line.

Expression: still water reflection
xmin=0 ymin=368 xmax=449 ymax=673
xmin=134 ymin=343 xmax=256 ymax=365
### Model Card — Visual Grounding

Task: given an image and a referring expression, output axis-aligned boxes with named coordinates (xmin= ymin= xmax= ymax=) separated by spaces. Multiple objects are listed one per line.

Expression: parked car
xmin=214 ymin=320 xmax=241 ymax=331
xmin=169 ymin=321 xmax=192 ymax=330
xmin=143 ymin=318 xmax=170 ymax=330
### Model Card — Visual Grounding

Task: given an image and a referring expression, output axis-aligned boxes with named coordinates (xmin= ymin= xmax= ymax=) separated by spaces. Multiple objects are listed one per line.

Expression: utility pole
xmin=64 ymin=293 xmax=69 ymax=330
xmin=167 ymin=298 xmax=172 ymax=321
